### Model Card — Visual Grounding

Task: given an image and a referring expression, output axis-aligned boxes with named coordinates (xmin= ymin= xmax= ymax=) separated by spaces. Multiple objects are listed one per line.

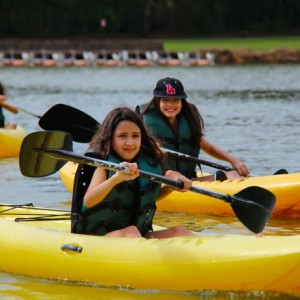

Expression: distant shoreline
xmin=207 ymin=48 xmax=300 ymax=64
xmin=1 ymin=37 xmax=300 ymax=64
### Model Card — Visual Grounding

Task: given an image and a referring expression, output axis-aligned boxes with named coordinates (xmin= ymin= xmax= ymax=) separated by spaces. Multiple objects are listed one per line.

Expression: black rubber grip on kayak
xmin=61 ymin=244 xmax=83 ymax=253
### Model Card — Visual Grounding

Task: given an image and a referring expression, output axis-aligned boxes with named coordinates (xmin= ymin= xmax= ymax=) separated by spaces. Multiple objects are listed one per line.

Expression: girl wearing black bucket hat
xmin=136 ymin=77 xmax=249 ymax=181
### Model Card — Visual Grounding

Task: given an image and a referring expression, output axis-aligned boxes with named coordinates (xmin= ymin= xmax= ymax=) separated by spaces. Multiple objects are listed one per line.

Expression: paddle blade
xmin=39 ymin=104 xmax=99 ymax=143
xmin=273 ymin=169 xmax=288 ymax=175
xmin=231 ymin=186 xmax=276 ymax=234
xmin=20 ymin=131 xmax=73 ymax=177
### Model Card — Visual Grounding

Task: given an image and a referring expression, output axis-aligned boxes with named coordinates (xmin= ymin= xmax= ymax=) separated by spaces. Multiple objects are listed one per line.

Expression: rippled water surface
xmin=1 ymin=65 xmax=300 ymax=299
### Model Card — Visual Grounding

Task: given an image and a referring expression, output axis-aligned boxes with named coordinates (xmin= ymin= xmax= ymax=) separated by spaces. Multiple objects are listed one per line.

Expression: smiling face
xmin=159 ymin=98 xmax=182 ymax=123
xmin=111 ymin=120 xmax=141 ymax=161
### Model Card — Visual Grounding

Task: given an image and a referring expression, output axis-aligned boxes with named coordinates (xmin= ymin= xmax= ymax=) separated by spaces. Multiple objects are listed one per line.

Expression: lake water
xmin=1 ymin=64 xmax=300 ymax=299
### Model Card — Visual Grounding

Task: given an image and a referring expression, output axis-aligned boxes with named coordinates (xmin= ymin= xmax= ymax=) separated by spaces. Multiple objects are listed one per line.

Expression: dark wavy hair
xmin=89 ymin=107 xmax=164 ymax=168
xmin=141 ymin=97 xmax=204 ymax=147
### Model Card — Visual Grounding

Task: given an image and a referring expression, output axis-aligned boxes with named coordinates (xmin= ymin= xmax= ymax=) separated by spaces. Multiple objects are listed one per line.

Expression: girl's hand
xmin=164 ymin=170 xmax=192 ymax=192
xmin=0 ymin=95 xmax=7 ymax=103
xmin=113 ymin=162 xmax=140 ymax=182
xmin=231 ymin=160 xmax=249 ymax=177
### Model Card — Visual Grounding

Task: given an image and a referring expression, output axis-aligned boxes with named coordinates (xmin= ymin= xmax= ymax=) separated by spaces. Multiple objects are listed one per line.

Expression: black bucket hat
xmin=153 ymin=77 xmax=187 ymax=99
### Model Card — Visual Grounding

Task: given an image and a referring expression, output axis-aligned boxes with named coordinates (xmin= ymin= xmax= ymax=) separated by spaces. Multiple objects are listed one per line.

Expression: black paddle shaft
xmin=37 ymin=148 xmax=275 ymax=234
xmin=35 ymin=148 xmax=271 ymax=209
xmin=39 ymin=104 xmax=287 ymax=176
xmin=36 ymin=148 xmax=186 ymax=189
xmin=19 ymin=131 xmax=276 ymax=234
xmin=39 ymin=104 xmax=236 ymax=170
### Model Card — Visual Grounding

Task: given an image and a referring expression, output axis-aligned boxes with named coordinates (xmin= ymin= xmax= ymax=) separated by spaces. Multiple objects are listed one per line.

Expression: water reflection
xmin=154 ymin=212 xmax=300 ymax=236
xmin=0 ymin=273 xmax=298 ymax=300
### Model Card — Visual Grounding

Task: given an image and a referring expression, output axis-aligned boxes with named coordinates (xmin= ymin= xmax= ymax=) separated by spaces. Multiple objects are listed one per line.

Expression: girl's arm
xmin=164 ymin=170 xmax=192 ymax=191
xmin=200 ymin=138 xmax=249 ymax=176
xmin=84 ymin=162 xmax=139 ymax=208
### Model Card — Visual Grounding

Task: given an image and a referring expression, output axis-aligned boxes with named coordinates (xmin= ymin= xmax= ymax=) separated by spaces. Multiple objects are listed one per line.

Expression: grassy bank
xmin=163 ymin=36 xmax=300 ymax=52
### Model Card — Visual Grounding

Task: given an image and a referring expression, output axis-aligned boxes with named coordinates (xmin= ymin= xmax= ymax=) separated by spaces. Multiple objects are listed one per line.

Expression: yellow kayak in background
xmin=1 ymin=203 xmax=300 ymax=295
xmin=0 ymin=126 xmax=27 ymax=158
xmin=59 ymin=161 xmax=300 ymax=218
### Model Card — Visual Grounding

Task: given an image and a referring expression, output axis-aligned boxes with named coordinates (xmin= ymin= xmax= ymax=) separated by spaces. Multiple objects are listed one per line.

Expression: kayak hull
xmin=1 ymin=203 xmax=300 ymax=294
xmin=0 ymin=126 xmax=27 ymax=158
xmin=59 ymin=162 xmax=300 ymax=218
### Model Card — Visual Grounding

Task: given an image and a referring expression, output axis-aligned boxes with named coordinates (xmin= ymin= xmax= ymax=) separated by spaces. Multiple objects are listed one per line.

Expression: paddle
xmin=19 ymin=130 xmax=276 ymax=234
xmin=0 ymin=102 xmax=99 ymax=140
xmin=0 ymin=102 xmax=41 ymax=117
xmin=39 ymin=103 xmax=97 ymax=142
xmin=5 ymin=102 xmax=285 ymax=176
xmin=160 ymin=147 xmax=288 ymax=176
xmin=0 ymin=102 xmax=19 ymax=114
xmin=39 ymin=103 xmax=288 ymax=176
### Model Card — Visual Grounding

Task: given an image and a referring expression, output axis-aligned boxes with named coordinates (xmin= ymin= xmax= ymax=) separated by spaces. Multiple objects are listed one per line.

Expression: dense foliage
xmin=1 ymin=0 xmax=299 ymax=38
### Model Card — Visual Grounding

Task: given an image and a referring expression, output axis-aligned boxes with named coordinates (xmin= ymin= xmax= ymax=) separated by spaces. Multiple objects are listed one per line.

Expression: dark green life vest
xmin=136 ymin=104 xmax=199 ymax=178
xmin=71 ymin=152 xmax=162 ymax=236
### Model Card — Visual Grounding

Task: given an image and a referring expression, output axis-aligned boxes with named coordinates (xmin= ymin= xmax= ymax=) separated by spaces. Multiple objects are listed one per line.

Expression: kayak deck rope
xmin=0 ymin=203 xmax=34 ymax=213
xmin=0 ymin=203 xmax=70 ymax=222
xmin=14 ymin=214 xmax=71 ymax=222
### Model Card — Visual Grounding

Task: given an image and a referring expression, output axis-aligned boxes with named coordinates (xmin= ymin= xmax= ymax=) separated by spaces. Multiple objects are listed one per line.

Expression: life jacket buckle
xmin=71 ymin=213 xmax=83 ymax=223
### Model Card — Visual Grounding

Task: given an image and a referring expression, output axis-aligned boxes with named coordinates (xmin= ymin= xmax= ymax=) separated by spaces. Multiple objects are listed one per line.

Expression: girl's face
xmin=111 ymin=120 xmax=141 ymax=161
xmin=159 ymin=98 xmax=182 ymax=120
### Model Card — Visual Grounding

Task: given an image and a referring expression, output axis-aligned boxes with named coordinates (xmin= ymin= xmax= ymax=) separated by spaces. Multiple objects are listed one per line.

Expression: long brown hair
xmin=141 ymin=97 xmax=205 ymax=147
xmin=89 ymin=107 xmax=164 ymax=167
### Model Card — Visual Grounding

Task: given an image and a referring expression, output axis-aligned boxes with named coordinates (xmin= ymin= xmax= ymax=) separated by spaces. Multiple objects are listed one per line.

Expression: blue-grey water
xmin=0 ymin=64 xmax=300 ymax=299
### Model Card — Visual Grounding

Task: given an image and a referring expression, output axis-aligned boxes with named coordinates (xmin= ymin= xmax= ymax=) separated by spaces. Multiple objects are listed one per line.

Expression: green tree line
xmin=1 ymin=0 xmax=299 ymax=38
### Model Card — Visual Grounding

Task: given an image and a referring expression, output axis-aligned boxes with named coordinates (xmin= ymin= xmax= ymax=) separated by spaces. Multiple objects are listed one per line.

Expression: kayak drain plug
xmin=61 ymin=244 xmax=83 ymax=253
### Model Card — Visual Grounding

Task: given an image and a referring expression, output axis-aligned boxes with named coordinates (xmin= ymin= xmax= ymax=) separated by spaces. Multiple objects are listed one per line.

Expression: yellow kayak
xmin=59 ymin=162 xmax=300 ymax=218
xmin=0 ymin=126 xmax=27 ymax=158
xmin=1 ymin=203 xmax=300 ymax=295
